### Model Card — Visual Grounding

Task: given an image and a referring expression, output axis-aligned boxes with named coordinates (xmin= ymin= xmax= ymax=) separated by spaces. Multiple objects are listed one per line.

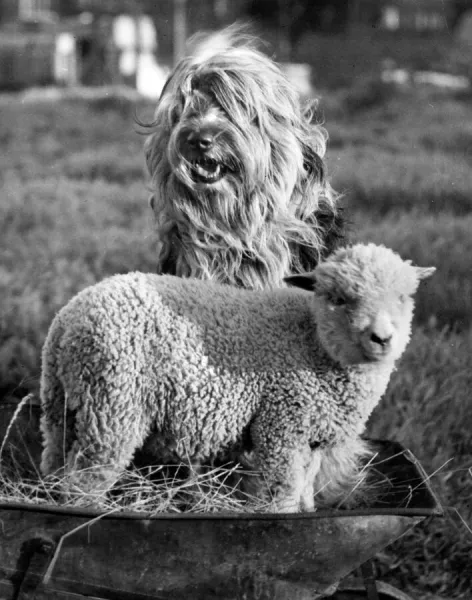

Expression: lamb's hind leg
xmin=40 ymin=336 xmax=74 ymax=477
xmin=63 ymin=402 xmax=150 ymax=500
xmin=40 ymin=392 xmax=76 ymax=478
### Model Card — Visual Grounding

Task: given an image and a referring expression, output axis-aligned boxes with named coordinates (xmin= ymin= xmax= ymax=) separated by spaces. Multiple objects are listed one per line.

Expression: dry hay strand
xmin=0 ymin=394 xmax=35 ymax=463
xmin=0 ymin=460 xmax=278 ymax=514
xmin=0 ymin=406 xmax=277 ymax=513
xmin=0 ymin=447 xmax=397 ymax=515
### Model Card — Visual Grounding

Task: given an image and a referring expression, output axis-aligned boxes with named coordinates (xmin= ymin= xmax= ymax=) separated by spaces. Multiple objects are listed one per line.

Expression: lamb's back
xmin=47 ymin=272 xmax=323 ymax=397
xmin=57 ymin=273 xmax=315 ymax=367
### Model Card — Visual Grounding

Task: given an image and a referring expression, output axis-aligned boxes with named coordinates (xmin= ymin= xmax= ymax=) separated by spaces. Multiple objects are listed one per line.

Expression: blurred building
xmin=350 ymin=0 xmax=467 ymax=31
xmin=0 ymin=0 xmax=249 ymax=92
xmin=1 ymin=0 xmax=470 ymax=91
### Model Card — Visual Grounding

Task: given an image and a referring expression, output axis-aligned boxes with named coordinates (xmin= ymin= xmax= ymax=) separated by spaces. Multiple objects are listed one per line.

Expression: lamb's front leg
xmin=299 ymin=448 xmax=321 ymax=512
xmin=248 ymin=413 xmax=315 ymax=513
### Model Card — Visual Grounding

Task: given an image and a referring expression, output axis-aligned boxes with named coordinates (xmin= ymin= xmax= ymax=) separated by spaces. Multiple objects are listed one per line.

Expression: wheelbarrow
xmin=0 ymin=399 xmax=443 ymax=600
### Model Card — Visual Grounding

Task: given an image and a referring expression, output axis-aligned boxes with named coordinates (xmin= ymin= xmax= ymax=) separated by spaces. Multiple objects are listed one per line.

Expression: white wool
xmin=40 ymin=244 xmax=434 ymax=512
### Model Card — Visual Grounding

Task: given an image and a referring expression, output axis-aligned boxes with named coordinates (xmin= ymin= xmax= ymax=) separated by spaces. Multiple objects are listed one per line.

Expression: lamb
xmin=39 ymin=243 xmax=435 ymax=512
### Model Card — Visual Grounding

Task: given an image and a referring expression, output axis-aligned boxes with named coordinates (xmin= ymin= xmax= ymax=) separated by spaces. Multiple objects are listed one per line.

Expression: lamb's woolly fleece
xmin=40 ymin=244 xmax=434 ymax=512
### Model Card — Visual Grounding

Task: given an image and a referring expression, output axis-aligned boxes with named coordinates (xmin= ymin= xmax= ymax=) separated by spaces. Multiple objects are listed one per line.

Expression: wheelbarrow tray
xmin=0 ymin=440 xmax=442 ymax=600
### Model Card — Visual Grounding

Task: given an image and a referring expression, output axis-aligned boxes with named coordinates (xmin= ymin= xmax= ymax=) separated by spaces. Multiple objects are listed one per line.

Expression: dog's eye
xmin=169 ymin=107 xmax=181 ymax=125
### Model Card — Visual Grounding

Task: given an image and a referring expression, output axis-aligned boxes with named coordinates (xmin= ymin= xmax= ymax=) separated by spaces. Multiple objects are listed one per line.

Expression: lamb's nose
xmin=370 ymin=332 xmax=392 ymax=347
xmin=187 ymin=131 xmax=214 ymax=151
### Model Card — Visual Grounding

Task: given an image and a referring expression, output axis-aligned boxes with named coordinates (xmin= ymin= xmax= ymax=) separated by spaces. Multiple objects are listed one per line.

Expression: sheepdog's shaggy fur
xmin=142 ymin=25 xmax=344 ymax=289
xmin=40 ymin=244 xmax=434 ymax=512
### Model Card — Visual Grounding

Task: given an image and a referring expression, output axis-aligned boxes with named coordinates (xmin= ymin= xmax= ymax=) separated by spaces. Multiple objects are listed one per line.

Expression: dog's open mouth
xmin=190 ymin=158 xmax=224 ymax=183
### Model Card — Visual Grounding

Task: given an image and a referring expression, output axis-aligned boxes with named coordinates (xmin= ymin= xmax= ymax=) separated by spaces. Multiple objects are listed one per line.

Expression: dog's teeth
xmin=194 ymin=162 xmax=221 ymax=180
xmin=188 ymin=157 xmax=224 ymax=182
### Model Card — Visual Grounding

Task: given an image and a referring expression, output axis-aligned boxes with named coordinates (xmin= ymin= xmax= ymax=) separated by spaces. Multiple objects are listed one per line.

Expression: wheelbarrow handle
xmin=360 ymin=560 xmax=381 ymax=600
xmin=15 ymin=535 xmax=57 ymax=599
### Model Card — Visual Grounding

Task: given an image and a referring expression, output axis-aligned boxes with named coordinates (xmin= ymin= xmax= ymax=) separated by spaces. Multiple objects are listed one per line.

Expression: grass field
xmin=0 ymin=80 xmax=471 ymax=599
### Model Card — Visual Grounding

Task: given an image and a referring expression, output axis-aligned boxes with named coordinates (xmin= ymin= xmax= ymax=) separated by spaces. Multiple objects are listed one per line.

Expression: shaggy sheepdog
xmin=142 ymin=26 xmax=345 ymax=289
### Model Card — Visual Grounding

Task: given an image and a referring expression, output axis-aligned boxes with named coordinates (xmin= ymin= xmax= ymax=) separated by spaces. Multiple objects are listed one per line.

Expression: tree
xmin=247 ymin=0 xmax=350 ymax=60
xmin=449 ymin=0 xmax=472 ymax=29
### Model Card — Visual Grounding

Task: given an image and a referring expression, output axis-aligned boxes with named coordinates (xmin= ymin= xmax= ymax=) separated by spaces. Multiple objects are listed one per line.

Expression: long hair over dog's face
xmin=143 ymin=27 xmax=341 ymax=289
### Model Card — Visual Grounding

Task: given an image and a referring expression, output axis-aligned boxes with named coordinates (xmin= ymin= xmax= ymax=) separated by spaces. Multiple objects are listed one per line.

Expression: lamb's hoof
xmin=273 ymin=499 xmax=300 ymax=513
xmin=300 ymin=496 xmax=316 ymax=512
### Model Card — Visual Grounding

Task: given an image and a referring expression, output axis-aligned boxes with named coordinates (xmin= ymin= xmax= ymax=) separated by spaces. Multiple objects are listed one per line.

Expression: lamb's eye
xmin=398 ymin=294 xmax=407 ymax=304
xmin=330 ymin=295 xmax=346 ymax=307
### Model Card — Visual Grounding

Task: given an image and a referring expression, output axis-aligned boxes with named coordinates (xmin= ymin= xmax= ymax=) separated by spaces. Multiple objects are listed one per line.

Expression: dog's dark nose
xmin=187 ymin=131 xmax=214 ymax=151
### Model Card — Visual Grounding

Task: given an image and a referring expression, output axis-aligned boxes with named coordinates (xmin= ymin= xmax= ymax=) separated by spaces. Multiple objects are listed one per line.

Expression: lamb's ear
xmin=416 ymin=266 xmax=436 ymax=280
xmin=284 ymin=272 xmax=317 ymax=291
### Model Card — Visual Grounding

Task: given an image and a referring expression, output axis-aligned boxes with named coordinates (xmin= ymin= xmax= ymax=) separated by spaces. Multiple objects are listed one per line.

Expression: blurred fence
xmin=0 ymin=33 xmax=55 ymax=90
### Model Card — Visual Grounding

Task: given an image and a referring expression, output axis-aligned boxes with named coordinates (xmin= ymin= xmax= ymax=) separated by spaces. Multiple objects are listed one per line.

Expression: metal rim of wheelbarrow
xmin=0 ymin=501 xmax=444 ymax=520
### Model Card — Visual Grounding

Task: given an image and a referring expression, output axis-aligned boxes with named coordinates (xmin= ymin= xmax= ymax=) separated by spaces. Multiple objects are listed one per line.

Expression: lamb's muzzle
xmin=360 ymin=310 xmax=395 ymax=360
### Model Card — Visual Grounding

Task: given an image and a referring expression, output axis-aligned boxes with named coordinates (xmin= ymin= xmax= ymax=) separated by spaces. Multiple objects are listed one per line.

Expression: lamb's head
xmin=286 ymin=243 xmax=435 ymax=367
